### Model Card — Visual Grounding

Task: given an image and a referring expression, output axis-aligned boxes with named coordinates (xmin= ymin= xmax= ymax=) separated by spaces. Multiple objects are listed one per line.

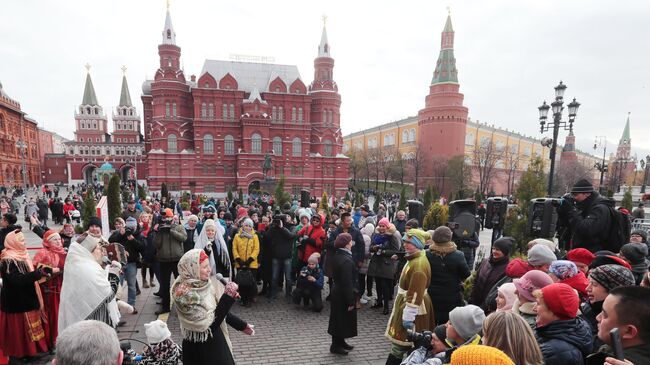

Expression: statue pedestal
xmin=260 ymin=177 xmax=276 ymax=193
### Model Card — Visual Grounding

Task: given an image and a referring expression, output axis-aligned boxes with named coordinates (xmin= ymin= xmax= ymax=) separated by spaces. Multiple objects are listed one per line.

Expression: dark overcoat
xmin=327 ymin=249 xmax=358 ymax=339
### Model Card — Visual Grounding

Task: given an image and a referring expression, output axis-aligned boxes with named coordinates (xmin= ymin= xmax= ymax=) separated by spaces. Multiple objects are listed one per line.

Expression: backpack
xmin=603 ymin=205 xmax=631 ymax=253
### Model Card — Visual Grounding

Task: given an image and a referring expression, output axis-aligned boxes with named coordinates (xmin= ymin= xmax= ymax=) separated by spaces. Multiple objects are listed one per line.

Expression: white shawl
xmin=58 ymin=242 xmax=120 ymax=333
xmin=194 ymin=219 xmax=231 ymax=278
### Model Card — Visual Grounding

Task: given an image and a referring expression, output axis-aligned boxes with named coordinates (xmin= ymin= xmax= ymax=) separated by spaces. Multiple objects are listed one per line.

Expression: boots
xmin=383 ymin=298 xmax=390 ymax=315
xmin=385 ymin=354 xmax=402 ymax=365
xmin=150 ymin=279 xmax=156 ymax=287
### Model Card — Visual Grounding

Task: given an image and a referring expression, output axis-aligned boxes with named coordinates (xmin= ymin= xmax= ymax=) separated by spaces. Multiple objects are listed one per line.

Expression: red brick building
xmin=43 ymin=67 xmax=145 ymax=186
xmin=0 ymin=82 xmax=41 ymax=187
xmin=141 ymin=8 xmax=348 ymax=197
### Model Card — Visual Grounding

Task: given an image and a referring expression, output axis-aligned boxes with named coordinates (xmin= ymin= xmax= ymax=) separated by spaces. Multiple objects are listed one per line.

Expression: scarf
xmin=194 ymin=219 xmax=231 ymax=277
xmin=371 ymin=232 xmax=391 ymax=248
xmin=58 ymin=242 xmax=120 ymax=333
xmin=1 ymin=231 xmax=45 ymax=310
xmin=33 ymin=233 xmax=67 ymax=268
xmin=239 ymin=227 xmax=254 ymax=239
xmin=171 ymin=249 xmax=226 ymax=344
xmin=429 ymin=241 xmax=458 ymax=256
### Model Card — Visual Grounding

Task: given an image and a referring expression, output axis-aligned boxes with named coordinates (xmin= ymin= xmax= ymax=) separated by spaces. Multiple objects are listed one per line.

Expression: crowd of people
xmin=0 ymin=178 xmax=649 ymax=365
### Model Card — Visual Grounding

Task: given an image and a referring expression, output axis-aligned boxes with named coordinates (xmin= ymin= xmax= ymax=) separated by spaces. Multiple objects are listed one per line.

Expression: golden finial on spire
xmin=84 ymin=63 xmax=91 ymax=73
xmin=166 ymin=0 xmax=170 ymax=11
xmin=322 ymin=14 xmax=328 ymax=27
xmin=121 ymin=65 xmax=127 ymax=75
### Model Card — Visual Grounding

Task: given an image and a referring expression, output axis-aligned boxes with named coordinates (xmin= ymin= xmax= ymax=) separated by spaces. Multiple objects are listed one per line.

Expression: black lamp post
xmin=538 ymin=81 xmax=580 ymax=196
xmin=641 ymin=155 xmax=650 ymax=194
xmin=593 ymin=136 xmax=608 ymax=194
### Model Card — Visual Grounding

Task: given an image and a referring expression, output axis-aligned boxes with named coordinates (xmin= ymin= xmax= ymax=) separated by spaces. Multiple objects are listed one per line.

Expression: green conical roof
xmin=431 ymin=49 xmax=458 ymax=84
xmin=444 ymin=15 xmax=453 ymax=32
xmin=119 ymin=75 xmax=132 ymax=107
xmin=620 ymin=113 xmax=631 ymax=142
xmin=82 ymin=72 xmax=99 ymax=106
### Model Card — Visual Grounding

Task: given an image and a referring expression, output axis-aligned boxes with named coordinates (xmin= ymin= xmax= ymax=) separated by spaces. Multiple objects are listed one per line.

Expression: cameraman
xmin=401 ymin=325 xmax=451 ymax=365
xmin=557 ymin=179 xmax=612 ymax=253
xmin=153 ymin=208 xmax=187 ymax=315
xmin=109 ymin=217 xmax=144 ymax=311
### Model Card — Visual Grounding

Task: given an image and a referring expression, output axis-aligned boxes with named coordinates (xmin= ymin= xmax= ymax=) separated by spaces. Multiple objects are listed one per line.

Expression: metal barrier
xmin=632 ymin=218 xmax=650 ymax=232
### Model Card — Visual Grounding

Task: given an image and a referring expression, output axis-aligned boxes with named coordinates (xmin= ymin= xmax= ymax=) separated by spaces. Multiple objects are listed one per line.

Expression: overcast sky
xmin=2 ymin=0 xmax=650 ymax=160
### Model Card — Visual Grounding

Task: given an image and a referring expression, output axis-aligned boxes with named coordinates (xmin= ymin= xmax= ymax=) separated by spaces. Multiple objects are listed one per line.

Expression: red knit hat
xmin=43 ymin=229 xmax=60 ymax=242
xmin=566 ymin=248 xmax=596 ymax=266
xmin=505 ymin=258 xmax=533 ymax=278
xmin=540 ymin=283 xmax=579 ymax=320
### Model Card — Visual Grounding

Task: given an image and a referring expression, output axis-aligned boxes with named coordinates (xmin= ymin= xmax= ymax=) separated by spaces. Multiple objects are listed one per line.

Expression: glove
xmin=235 ymin=258 xmax=244 ymax=266
xmin=402 ymin=305 xmax=418 ymax=330
xmin=245 ymin=257 xmax=254 ymax=265
xmin=224 ymin=282 xmax=239 ymax=298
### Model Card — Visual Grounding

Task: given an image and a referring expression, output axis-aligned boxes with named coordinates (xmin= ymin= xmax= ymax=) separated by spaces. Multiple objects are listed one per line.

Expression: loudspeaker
xmin=300 ymin=189 xmax=310 ymax=208
xmin=407 ymin=200 xmax=424 ymax=225
xmin=527 ymin=198 xmax=560 ymax=238
xmin=485 ymin=197 xmax=508 ymax=229
xmin=449 ymin=199 xmax=477 ymax=239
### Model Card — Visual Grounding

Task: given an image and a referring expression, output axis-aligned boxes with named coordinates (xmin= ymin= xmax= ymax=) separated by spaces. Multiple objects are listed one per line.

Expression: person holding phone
xmin=586 ymin=286 xmax=650 ymax=365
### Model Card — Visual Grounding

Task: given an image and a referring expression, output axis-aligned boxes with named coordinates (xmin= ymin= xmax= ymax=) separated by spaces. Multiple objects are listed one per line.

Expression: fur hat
xmin=334 ymin=233 xmax=352 ymax=248
xmin=620 ymin=243 xmax=649 ymax=265
xmin=448 ymin=305 xmax=485 ymax=340
xmin=527 ymin=244 xmax=556 ymax=267
xmin=539 ymin=283 xmax=580 ymax=320
xmin=432 ymin=226 xmax=452 ymax=244
xmin=144 ymin=320 xmax=172 ymax=344
xmin=87 ymin=216 xmax=102 ymax=229
xmin=589 ymin=264 xmax=635 ymax=292
xmin=450 ymin=345 xmax=514 ymax=365
xmin=513 ymin=270 xmax=553 ymax=302
xmin=566 ymin=248 xmax=596 ymax=267
xmin=571 ymin=179 xmax=594 ymax=193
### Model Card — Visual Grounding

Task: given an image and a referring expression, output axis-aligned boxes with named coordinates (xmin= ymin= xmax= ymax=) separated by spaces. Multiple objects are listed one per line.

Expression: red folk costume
xmin=32 ymin=230 xmax=67 ymax=348
xmin=0 ymin=230 xmax=49 ymax=357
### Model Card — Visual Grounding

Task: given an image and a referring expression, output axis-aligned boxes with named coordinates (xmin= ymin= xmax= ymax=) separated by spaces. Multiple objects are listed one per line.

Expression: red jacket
xmin=297 ymin=214 xmax=326 ymax=263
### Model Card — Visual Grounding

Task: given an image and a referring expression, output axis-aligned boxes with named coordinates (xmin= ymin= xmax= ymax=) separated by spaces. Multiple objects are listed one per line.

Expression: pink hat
xmin=513 ymin=270 xmax=553 ymax=302
xmin=378 ymin=218 xmax=390 ymax=228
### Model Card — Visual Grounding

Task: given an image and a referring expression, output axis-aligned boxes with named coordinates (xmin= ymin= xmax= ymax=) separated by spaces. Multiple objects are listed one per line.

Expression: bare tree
xmin=392 ymin=150 xmax=406 ymax=186
xmin=409 ymin=145 xmax=428 ymax=198
xmin=367 ymin=147 xmax=385 ymax=190
xmin=447 ymin=155 xmax=472 ymax=199
xmin=503 ymin=146 xmax=523 ymax=196
xmin=347 ymin=148 xmax=363 ymax=185
xmin=555 ymin=160 xmax=594 ymax=195
xmin=378 ymin=146 xmax=399 ymax=190
xmin=472 ymin=139 xmax=504 ymax=196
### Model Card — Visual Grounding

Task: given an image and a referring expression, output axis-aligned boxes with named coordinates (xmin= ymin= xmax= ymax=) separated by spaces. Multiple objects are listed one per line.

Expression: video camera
xmin=120 ymin=340 xmax=142 ymax=365
xmin=406 ymin=329 xmax=433 ymax=350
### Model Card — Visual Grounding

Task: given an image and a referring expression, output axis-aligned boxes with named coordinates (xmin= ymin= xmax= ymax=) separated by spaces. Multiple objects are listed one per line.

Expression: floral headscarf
xmin=33 ymin=230 xmax=67 ymax=268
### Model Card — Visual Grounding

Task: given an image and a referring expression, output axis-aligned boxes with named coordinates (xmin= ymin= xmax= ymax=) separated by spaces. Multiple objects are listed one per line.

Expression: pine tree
xmin=422 ymin=202 xmax=449 ymax=230
xmin=373 ymin=193 xmax=381 ymax=213
xmin=423 ymin=186 xmax=433 ymax=211
xmin=82 ymin=188 xmax=97 ymax=231
xmin=161 ymin=182 xmax=169 ymax=200
xmin=227 ymin=188 xmax=233 ymax=203
xmin=398 ymin=186 xmax=407 ymax=211
xmin=621 ymin=189 xmax=633 ymax=211
xmin=106 ymin=174 xmax=122 ymax=230
xmin=345 ymin=191 xmax=351 ymax=203
xmin=137 ymin=184 xmax=146 ymax=200
xmin=355 ymin=191 xmax=364 ymax=208
xmin=319 ymin=191 xmax=331 ymax=221
xmin=238 ymin=188 xmax=244 ymax=202
xmin=274 ymin=175 xmax=291 ymax=211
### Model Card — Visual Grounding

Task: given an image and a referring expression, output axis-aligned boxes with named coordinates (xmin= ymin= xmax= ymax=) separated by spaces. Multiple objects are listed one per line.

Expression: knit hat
xmin=405 ymin=218 xmax=419 ymax=229
xmin=114 ymin=217 xmax=125 ymax=226
xmin=378 ymin=217 xmax=390 ymax=228
xmin=571 ymin=179 xmax=595 ymax=193
xmin=298 ymin=208 xmax=312 ymax=221
xmin=307 ymin=252 xmax=321 ymax=264
xmin=125 ymin=216 xmax=138 ymax=231
xmin=43 ymin=229 xmax=61 ymax=243
xmin=620 ymin=243 xmax=649 ymax=265
xmin=187 ymin=214 xmax=199 ymax=222
xmin=403 ymin=231 xmax=425 ymax=250
xmin=433 ymin=226 xmax=453 ymax=244
xmin=243 ymin=218 xmax=254 ymax=228
xmin=223 ymin=212 xmax=233 ymax=221
xmin=448 ymin=305 xmax=485 ymax=340
xmin=360 ymin=204 xmax=370 ymax=212
xmin=567 ymin=248 xmax=596 ymax=267
xmin=539 ymin=283 xmax=580 ymax=320
xmin=548 ymin=260 xmax=579 ymax=280
xmin=87 ymin=216 xmax=102 ymax=228
xmin=589 ymin=264 xmax=635 ymax=291
xmin=505 ymin=258 xmax=533 ymax=278
xmin=144 ymin=320 xmax=172 ymax=344
xmin=164 ymin=208 xmax=174 ymax=218
xmin=630 ymin=229 xmax=648 ymax=242
xmin=528 ymin=238 xmax=556 ymax=252
xmin=513 ymin=270 xmax=553 ymax=302
xmin=527 ymin=244 xmax=556 ymax=267
xmin=493 ymin=237 xmax=515 ymax=257
xmin=78 ymin=234 xmax=101 ymax=253
xmin=496 ymin=283 xmax=517 ymax=312
xmin=334 ymin=233 xmax=352 ymax=248
xmin=450 ymin=344 xmax=514 ymax=365
xmin=433 ymin=324 xmax=448 ymax=345
xmin=589 ymin=255 xmax=632 ymax=270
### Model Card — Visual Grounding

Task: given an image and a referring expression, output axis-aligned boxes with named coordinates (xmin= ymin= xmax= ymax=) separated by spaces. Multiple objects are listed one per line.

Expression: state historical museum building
xmin=141 ymin=8 xmax=349 ymax=197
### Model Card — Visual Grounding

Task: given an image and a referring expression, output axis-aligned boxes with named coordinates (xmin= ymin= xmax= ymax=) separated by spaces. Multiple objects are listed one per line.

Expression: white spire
xmin=318 ymin=15 xmax=330 ymax=57
xmin=162 ymin=3 xmax=176 ymax=45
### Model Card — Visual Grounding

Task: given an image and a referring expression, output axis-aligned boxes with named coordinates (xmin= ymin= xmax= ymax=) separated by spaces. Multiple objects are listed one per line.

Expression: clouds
xmin=1 ymin=0 xmax=649 ymax=155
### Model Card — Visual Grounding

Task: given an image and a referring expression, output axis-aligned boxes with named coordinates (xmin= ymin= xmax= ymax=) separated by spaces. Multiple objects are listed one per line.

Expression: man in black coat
xmin=557 ymin=179 xmax=613 ymax=253
xmin=36 ymin=198 xmax=49 ymax=227
xmin=328 ymin=233 xmax=358 ymax=355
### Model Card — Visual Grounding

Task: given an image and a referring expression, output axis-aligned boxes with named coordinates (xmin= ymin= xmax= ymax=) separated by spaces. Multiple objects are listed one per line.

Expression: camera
xmin=406 ymin=329 xmax=433 ymax=349
xmin=124 ymin=227 xmax=134 ymax=236
xmin=119 ymin=340 xmax=142 ymax=365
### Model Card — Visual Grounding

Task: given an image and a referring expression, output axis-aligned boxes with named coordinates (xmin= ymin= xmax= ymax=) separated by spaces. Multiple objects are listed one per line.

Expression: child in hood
xmin=291 ymin=252 xmax=324 ymax=312
xmin=139 ymin=320 xmax=182 ymax=365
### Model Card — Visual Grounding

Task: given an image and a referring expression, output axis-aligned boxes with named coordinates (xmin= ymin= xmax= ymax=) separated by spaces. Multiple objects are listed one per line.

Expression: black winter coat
xmin=109 ymin=229 xmax=145 ymax=264
xmin=36 ymin=200 xmax=49 ymax=220
xmin=564 ymin=192 xmax=613 ymax=252
xmin=0 ymin=260 xmax=45 ymax=313
xmin=536 ymin=318 xmax=593 ymax=365
xmin=266 ymin=225 xmax=297 ymax=260
xmin=328 ymin=249 xmax=358 ymax=339
xmin=468 ymin=257 xmax=509 ymax=310
xmin=426 ymin=248 xmax=470 ymax=316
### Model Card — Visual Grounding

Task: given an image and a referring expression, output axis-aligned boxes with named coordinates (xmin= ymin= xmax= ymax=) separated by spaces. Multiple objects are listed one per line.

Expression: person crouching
xmin=292 ymin=252 xmax=324 ymax=312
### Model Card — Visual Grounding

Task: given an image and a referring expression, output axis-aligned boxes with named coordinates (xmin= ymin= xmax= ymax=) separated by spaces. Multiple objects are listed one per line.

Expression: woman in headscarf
xmin=58 ymin=235 xmax=121 ymax=332
xmin=194 ymin=218 xmax=231 ymax=280
xmin=0 ymin=230 xmax=54 ymax=361
xmin=172 ymin=249 xmax=254 ymax=365
xmin=32 ymin=229 xmax=67 ymax=348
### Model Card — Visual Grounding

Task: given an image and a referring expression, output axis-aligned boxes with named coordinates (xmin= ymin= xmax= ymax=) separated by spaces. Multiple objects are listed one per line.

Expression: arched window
xmin=322 ymin=110 xmax=327 ymax=125
xmin=229 ymin=104 xmax=235 ymax=120
xmin=201 ymin=103 xmax=207 ymax=118
xmin=272 ymin=106 xmax=277 ymax=122
xmin=298 ymin=107 xmax=303 ymax=123
xmin=409 ymin=129 xmax=416 ymax=142
xmin=251 ymin=133 xmax=262 ymax=154
xmin=208 ymin=103 xmax=214 ymax=118
xmin=165 ymin=102 xmax=170 ymax=117
xmin=167 ymin=134 xmax=177 ymax=153
xmin=172 ymin=103 xmax=177 ymax=118
xmin=222 ymin=103 xmax=228 ymax=119
xmin=291 ymin=107 xmax=296 ymax=123
xmin=292 ymin=137 xmax=302 ymax=157
xmin=203 ymin=134 xmax=214 ymax=154
xmin=402 ymin=130 xmax=409 ymax=143
xmin=323 ymin=139 xmax=333 ymax=156
xmin=273 ymin=137 xmax=282 ymax=156
xmin=224 ymin=135 xmax=234 ymax=155
xmin=328 ymin=110 xmax=333 ymax=125
xmin=278 ymin=106 xmax=284 ymax=122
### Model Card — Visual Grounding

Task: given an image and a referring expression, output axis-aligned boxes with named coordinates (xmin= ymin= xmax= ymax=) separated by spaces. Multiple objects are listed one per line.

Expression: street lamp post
xmin=15 ymin=140 xmax=27 ymax=190
xmin=538 ymin=81 xmax=580 ymax=196
xmin=641 ymin=155 xmax=650 ymax=194
xmin=593 ymin=136 xmax=608 ymax=193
